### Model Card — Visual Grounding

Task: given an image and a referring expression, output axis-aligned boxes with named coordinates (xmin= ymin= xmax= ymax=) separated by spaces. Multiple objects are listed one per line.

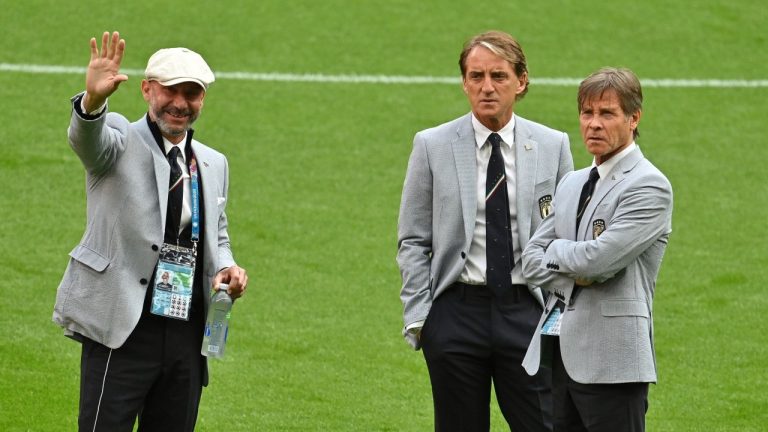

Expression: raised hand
xmin=83 ymin=31 xmax=128 ymax=113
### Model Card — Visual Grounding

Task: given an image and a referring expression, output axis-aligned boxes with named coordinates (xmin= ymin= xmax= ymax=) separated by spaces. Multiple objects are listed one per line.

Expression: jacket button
xmin=140 ymin=278 xmax=148 ymax=285
xmin=151 ymin=244 xmax=159 ymax=251
xmin=461 ymin=252 xmax=466 ymax=259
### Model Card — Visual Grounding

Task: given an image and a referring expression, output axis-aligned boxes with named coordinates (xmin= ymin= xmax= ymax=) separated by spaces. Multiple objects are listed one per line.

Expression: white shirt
xmin=163 ymin=137 xmax=192 ymax=235
xmin=460 ymin=114 xmax=525 ymax=286
xmin=593 ymin=142 xmax=637 ymax=189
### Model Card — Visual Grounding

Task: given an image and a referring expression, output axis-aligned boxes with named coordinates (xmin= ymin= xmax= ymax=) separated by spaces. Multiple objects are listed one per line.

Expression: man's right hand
xmin=83 ymin=31 xmax=128 ymax=113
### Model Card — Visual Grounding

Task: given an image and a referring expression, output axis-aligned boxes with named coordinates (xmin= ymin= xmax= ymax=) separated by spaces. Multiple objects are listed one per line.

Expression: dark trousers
xmin=421 ymin=283 xmax=553 ymax=432
xmin=78 ymin=311 xmax=205 ymax=432
xmin=551 ymin=339 xmax=648 ymax=432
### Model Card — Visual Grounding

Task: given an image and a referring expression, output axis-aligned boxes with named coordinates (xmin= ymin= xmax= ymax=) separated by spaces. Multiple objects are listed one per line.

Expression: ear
xmin=516 ymin=72 xmax=528 ymax=95
xmin=630 ymin=109 xmax=642 ymax=131
xmin=462 ymin=77 xmax=468 ymax=94
xmin=141 ymin=80 xmax=151 ymax=102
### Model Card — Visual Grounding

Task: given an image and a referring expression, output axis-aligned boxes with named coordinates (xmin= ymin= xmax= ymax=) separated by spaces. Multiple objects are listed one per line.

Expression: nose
xmin=170 ymin=91 xmax=187 ymax=107
xmin=481 ymin=76 xmax=494 ymax=93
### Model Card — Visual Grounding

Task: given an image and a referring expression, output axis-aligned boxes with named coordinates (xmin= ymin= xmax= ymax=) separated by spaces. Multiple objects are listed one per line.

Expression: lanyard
xmin=190 ymin=156 xmax=201 ymax=247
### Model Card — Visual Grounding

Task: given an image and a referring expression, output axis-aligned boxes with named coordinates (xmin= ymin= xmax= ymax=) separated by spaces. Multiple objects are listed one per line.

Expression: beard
xmin=153 ymin=106 xmax=199 ymax=137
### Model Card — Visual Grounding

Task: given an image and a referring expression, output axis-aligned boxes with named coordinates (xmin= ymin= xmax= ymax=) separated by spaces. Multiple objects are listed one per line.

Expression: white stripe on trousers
xmin=91 ymin=349 xmax=113 ymax=432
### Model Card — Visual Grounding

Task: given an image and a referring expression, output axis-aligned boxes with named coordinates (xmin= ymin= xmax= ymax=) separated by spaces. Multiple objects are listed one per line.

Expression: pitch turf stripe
xmin=2 ymin=62 xmax=768 ymax=88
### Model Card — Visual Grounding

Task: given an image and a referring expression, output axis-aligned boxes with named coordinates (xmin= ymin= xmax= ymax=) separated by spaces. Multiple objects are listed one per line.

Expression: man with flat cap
xmin=53 ymin=31 xmax=248 ymax=431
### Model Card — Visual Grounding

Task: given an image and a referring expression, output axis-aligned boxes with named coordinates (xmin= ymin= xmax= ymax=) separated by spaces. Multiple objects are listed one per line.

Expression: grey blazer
xmin=397 ymin=113 xmax=572 ymax=348
xmin=53 ymin=94 xmax=236 ymax=349
xmin=521 ymin=147 xmax=673 ymax=384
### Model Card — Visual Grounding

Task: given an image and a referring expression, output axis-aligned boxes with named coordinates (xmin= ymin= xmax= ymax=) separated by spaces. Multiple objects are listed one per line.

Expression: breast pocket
xmin=533 ymin=176 xmax=556 ymax=220
xmin=590 ymin=200 xmax=618 ymax=239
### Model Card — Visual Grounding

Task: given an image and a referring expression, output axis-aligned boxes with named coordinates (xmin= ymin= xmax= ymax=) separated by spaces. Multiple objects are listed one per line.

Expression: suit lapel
xmin=579 ymin=147 xmax=645 ymax=240
xmin=136 ymin=116 xmax=171 ymax=229
xmin=514 ymin=116 xmax=538 ymax=245
xmin=451 ymin=114 xmax=478 ymax=245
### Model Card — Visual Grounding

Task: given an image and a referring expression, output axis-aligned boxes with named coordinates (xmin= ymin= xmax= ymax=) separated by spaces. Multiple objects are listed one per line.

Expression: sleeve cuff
xmin=73 ymin=92 xmax=106 ymax=119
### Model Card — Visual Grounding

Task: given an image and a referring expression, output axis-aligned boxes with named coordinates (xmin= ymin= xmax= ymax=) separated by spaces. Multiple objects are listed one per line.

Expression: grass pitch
xmin=0 ymin=0 xmax=766 ymax=430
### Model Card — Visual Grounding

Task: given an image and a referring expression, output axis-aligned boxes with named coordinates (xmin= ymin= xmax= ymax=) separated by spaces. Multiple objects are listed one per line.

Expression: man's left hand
xmin=574 ymin=277 xmax=593 ymax=287
xmin=213 ymin=265 xmax=248 ymax=299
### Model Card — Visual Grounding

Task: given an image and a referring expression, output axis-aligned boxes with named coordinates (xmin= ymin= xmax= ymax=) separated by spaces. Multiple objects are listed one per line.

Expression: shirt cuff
xmin=405 ymin=320 xmax=425 ymax=333
xmin=74 ymin=92 xmax=106 ymax=118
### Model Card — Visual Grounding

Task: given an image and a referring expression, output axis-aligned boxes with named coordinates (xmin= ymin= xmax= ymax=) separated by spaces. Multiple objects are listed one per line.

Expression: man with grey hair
xmin=397 ymin=30 xmax=573 ymax=431
xmin=53 ymin=31 xmax=248 ymax=431
xmin=521 ymin=67 xmax=673 ymax=431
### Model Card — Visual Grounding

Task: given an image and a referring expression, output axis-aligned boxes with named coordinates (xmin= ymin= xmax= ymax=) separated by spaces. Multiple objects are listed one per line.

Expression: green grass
xmin=1 ymin=0 xmax=766 ymax=430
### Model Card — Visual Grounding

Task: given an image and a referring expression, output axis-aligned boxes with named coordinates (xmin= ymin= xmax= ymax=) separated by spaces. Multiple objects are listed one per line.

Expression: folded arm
xmin=541 ymin=175 xmax=672 ymax=282
xmin=522 ymin=199 xmax=575 ymax=297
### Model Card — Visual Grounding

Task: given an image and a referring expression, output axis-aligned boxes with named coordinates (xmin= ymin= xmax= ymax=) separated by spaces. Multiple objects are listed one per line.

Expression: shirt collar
xmin=593 ymin=142 xmax=637 ymax=179
xmin=471 ymin=113 xmax=515 ymax=149
xmin=163 ymin=135 xmax=188 ymax=162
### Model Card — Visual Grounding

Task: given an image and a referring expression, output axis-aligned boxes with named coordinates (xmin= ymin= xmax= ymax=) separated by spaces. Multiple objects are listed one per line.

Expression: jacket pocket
xmin=601 ymin=300 xmax=648 ymax=317
xmin=69 ymin=244 xmax=110 ymax=272
xmin=533 ymin=176 xmax=555 ymax=195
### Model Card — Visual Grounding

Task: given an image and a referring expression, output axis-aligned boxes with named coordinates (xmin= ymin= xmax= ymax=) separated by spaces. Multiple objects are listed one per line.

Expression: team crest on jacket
xmin=538 ymin=195 xmax=552 ymax=218
xmin=593 ymin=219 xmax=606 ymax=239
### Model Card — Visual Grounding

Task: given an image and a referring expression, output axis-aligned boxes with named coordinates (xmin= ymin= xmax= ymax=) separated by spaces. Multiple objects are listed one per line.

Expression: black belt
xmin=451 ymin=281 xmax=528 ymax=302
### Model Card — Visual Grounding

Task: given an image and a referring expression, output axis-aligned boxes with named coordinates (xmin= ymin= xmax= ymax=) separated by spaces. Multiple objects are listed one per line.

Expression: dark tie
xmin=576 ymin=167 xmax=600 ymax=232
xmin=485 ymin=133 xmax=514 ymax=297
xmin=166 ymin=146 xmax=184 ymax=239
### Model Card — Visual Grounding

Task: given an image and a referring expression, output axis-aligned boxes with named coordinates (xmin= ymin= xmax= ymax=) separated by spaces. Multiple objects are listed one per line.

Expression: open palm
xmin=83 ymin=31 xmax=128 ymax=112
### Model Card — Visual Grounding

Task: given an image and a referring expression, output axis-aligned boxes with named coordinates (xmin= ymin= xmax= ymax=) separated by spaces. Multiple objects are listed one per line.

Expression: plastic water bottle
xmin=202 ymin=284 xmax=233 ymax=358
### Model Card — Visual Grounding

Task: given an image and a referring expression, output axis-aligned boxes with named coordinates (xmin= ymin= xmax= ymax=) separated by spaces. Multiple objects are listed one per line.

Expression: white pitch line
xmin=1 ymin=62 xmax=767 ymax=88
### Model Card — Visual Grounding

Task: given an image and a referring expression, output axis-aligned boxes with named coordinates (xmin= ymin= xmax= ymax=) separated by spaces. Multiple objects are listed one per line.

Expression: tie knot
xmin=589 ymin=166 xmax=600 ymax=182
xmin=488 ymin=133 xmax=502 ymax=148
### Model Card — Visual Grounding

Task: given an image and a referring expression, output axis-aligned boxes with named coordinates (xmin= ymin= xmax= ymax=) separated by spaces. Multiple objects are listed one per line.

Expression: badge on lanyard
xmin=541 ymin=300 xmax=566 ymax=336
xmin=151 ymin=244 xmax=196 ymax=320
xmin=150 ymin=156 xmax=201 ymax=321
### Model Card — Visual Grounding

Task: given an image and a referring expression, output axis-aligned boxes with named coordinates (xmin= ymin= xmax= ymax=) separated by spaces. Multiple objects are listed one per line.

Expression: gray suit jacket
xmin=521 ymin=147 xmax=672 ymax=384
xmin=397 ymin=113 xmax=572 ymax=348
xmin=52 ymin=94 xmax=236 ymax=349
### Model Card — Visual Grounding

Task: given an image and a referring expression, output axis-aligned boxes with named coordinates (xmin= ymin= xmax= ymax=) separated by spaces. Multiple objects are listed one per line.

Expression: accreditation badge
xmin=541 ymin=300 xmax=565 ymax=336
xmin=150 ymin=243 xmax=196 ymax=320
